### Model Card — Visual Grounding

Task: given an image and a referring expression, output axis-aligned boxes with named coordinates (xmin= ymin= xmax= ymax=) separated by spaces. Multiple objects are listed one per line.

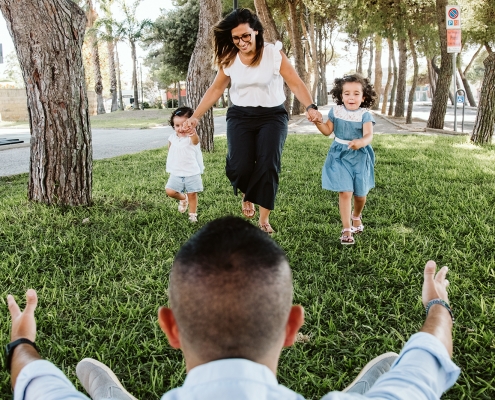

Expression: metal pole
xmin=453 ymin=53 xmax=457 ymax=132
xmin=233 ymin=0 xmax=237 ymax=10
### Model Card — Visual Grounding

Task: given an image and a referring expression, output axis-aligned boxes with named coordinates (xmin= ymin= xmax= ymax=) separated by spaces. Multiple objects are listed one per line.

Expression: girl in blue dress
xmin=313 ymin=74 xmax=377 ymax=245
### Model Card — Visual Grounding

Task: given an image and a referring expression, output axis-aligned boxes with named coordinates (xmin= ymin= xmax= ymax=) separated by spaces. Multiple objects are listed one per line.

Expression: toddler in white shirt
xmin=165 ymin=107 xmax=204 ymax=222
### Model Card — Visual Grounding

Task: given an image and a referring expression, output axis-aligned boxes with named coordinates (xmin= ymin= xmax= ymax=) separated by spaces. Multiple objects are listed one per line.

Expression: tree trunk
xmin=427 ymin=57 xmax=436 ymax=98
xmin=460 ymin=44 xmax=482 ymax=107
xmin=115 ymin=42 xmax=124 ymax=111
xmin=356 ymin=36 xmax=364 ymax=75
xmin=86 ymin=1 xmax=105 ymax=114
xmin=186 ymin=0 xmax=221 ymax=152
xmin=106 ymin=30 xmax=118 ymax=112
xmin=0 ymin=0 xmax=92 ymax=205
xmin=131 ymin=40 xmax=139 ymax=110
xmin=254 ymin=0 xmax=280 ymax=42
xmin=367 ymin=34 xmax=373 ymax=79
xmin=381 ymin=38 xmax=393 ymax=114
xmin=306 ymin=11 xmax=319 ymax=101
xmin=406 ymin=32 xmax=418 ymax=124
xmin=431 ymin=55 xmax=454 ymax=104
xmin=372 ymin=35 xmax=382 ymax=111
xmin=471 ymin=53 xmax=495 ymax=145
xmin=394 ymin=37 xmax=407 ymax=117
xmin=427 ymin=0 xmax=453 ymax=129
xmin=316 ymin=24 xmax=328 ymax=106
xmin=388 ymin=39 xmax=398 ymax=116
xmin=287 ymin=0 xmax=306 ymax=115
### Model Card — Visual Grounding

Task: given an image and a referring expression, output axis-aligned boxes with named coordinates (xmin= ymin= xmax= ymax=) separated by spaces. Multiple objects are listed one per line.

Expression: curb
xmin=0 ymin=142 xmax=30 ymax=151
xmin=371 ymin=111 xmax=470 ymax=136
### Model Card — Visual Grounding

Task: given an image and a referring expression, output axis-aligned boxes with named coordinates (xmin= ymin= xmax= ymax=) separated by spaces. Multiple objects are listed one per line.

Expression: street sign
xmin=447 ymin=29 xmax=461 ymax=53
xmin=457 ymin=95 xmax=465 ymax=103
xmin=446 ymin=5 xmax=461 ymax=29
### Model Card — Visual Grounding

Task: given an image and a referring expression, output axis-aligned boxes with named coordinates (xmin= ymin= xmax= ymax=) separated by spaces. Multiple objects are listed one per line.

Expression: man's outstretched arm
xmin=7 ymin=290 xmax=89 ymax=400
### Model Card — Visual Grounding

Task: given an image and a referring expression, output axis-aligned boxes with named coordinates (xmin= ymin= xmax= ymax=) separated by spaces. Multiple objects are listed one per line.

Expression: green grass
xmin=1 ymin=134 xmax=495 ymax=399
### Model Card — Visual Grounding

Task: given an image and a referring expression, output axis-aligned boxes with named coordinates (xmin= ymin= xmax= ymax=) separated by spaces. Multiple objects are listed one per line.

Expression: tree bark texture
xmin=381 ymin=38 xmax=393 ymax=114
xmin=253 ymin=0 xmax=280 ymax=42
xmin=394 ymin=38 xmax=407 ymax=117
xmin=0 ymin=0 xmax=92 ymax=205
xmin=459 ymin=45 xmax=482 ymax=107
xmin=388 ymin=38 xmax=397 ymax=116
xmin=372 ymin=35 xmax=382 ymax=111
xmin=427 ymin=0 xmax=452 ymax=129
xmin=471 ymin=53 xmax=495 ymax=145
xmin=308 ymin=12 xmax=319 ymax=101
xmin=131 ymin=40 xmax=139 ymax=110
xmin=316 ymin=25 xmax=329 ymax=106
xmin=287 ymin=0 xmax=307 ymax=115
xmin=427 ymin=57 xmax=436 ymax=98
xmin=431 ymin=55 xmax=454 ymax=104
xmin=367 ymin=34 xmax=373 ymax=79
xmin=186 ymin=0 xmax=221 ymax=151
xmin=86 ymin=1 xmax=105 ymax=114
xmin=115 ymin=42 xmax=124 ymax=110
xmin=356 ymin=36 xmax=364 ymax=75
xmin=106 ymin=32 xmax=118 ymax=112
xmin=406 ymin=32 xmax=418 ymax=124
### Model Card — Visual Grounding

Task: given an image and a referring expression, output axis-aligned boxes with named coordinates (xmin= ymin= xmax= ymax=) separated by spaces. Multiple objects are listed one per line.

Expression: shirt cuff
xmin=393 ymin=332 xmax=460 ymax=391
xmin=14 ymin=360 xmax=89 ymax=400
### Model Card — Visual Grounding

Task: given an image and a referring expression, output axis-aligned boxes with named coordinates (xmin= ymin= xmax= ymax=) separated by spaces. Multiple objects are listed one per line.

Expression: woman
xmin=183 ymin=8 xmax=321 ymax=234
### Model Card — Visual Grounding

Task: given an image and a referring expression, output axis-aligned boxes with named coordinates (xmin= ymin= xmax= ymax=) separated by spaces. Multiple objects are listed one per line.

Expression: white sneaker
xmin=76 ymin=358 xmax=138 ymax=400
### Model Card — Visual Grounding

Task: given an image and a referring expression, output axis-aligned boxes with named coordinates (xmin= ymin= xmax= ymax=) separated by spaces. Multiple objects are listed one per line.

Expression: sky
xmin=0 ymin=0 xmax=174 ymax=78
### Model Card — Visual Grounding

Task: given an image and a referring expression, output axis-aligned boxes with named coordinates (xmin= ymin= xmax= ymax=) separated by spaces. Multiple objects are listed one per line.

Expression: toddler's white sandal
xmin=340 ymin=228 xmax=355 ymax=245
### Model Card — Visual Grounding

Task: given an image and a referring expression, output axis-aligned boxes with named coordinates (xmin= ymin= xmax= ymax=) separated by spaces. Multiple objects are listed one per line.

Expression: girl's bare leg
xmin=166 ymin=188 xmax=186 ymax=201
xmin=187 ymin=192 xmax=198 ymax=214
xmin=339 ymin=192 xmax=353 ymax=239
xmin=352 ymin=195 xmax=367 ymax=229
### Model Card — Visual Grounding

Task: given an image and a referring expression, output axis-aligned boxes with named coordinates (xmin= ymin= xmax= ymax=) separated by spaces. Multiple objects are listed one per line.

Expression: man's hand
xmin=8 ymin=289 xmax=38 ymax=342
xmin=422 ymin=260 xmax=449 ymax=307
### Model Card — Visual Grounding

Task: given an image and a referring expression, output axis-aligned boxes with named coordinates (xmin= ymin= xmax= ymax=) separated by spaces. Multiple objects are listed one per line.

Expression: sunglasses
xmin=232 ymin=32 xmax=253 ymax=44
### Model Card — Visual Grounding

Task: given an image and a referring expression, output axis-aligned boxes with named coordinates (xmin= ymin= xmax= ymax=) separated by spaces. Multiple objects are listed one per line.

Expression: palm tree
xmin=115 ymin=0 xmax=151 ymax=110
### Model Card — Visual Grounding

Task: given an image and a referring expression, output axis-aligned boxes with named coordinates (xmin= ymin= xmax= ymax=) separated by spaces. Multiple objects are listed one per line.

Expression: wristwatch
xmin=5 ymin=338 xmax=38 ymax=371
xmin=306 ymin=103 xmax=318 ymax=111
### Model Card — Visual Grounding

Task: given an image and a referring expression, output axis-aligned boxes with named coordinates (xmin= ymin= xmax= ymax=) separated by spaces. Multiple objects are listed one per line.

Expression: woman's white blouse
xmin=223 ymin=41 xmax=286 ymax=107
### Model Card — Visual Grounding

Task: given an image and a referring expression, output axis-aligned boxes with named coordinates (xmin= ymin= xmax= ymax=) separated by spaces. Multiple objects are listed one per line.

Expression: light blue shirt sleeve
xmin=322 ymin=332 xmax=460 ymax=400
xmin=362 ymin=111 xmax=376 ymax=126
xmin=14 ymin=360 xmax=89 ymax=400
xmin=328 ymin=107 xmax=335 ymax=123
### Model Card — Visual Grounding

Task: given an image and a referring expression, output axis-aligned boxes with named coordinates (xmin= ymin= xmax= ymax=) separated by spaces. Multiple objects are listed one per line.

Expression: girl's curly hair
xmin=329 ymin=74 xmax=377 ymax=109
xmin=169 ymin=106 xmax=194 ymax=127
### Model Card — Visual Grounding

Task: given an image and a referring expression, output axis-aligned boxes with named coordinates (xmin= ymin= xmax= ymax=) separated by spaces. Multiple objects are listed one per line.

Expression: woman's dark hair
xmin=329 ymin=74 xmax=377 ymax=109
xmin=169 ymin=106 xmax=194 ymax=127
xmin=213 ymin=8 xmax=264 ymax=69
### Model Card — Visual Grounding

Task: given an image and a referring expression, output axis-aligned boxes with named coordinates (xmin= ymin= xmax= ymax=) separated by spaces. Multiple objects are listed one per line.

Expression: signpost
xmin=446 ymin=5 xmax=461 ymax=131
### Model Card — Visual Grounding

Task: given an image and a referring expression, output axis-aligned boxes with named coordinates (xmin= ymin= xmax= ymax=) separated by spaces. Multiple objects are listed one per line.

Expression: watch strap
xmin=306 ymin=103 xmax=318 ymax=111
xmin=5 ymin=338 xmax=38 ymax=371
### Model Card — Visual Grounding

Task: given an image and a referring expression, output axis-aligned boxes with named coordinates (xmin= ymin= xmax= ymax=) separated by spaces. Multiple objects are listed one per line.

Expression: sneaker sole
xmin=77 ymin=358 xmax=138 ymax=400
xmin=342 ymin=352 xmax=399 ymax=392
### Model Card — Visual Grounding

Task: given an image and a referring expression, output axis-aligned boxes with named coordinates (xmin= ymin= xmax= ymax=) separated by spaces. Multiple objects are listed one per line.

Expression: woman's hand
xmin=307 ymin=109 xmax=322 ymax=124
xmin=182 ymin=117 xmax=199 ymax=134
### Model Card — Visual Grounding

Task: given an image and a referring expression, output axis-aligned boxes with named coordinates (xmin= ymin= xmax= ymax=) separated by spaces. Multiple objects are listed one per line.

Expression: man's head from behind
xmin=158 ymin=217 xmax=304 ymax=372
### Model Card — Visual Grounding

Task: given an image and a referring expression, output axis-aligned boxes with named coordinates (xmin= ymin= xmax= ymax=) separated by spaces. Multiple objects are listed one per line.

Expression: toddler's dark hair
xmin=169 ymin=106 xmax=194 ymax=127
xmin=330 ymin=74 xmax=377 ymax=109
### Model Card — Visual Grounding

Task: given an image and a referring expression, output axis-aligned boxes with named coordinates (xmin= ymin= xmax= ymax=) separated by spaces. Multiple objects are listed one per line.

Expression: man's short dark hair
xmin=169 ymin=216 xmax=293 ymax=362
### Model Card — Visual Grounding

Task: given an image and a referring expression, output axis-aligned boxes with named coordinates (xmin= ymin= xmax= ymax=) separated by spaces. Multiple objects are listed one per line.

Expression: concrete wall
xmin=0 ymin=89 xmax=97 ymax=121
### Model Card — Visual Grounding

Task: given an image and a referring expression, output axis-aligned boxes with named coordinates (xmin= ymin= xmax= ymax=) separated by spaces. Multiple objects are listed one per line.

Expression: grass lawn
xmin=1 ymin=134 xmax=495 ymax=398
xmin=89 ymin=108 xmax=228 ymax=129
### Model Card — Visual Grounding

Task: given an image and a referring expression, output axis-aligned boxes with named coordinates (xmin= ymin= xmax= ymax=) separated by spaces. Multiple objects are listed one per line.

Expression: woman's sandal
xmin=351 ymin=214 xmax=364 ymax=234
xmin=242 ymin=196 xmax=256 ymax=219
xmin=259 ymin=222 xmax=275 ymax=235
xmin=178 ymin=194 xmax=188 ymax=213
xmin=340 ymin=228 xmax=355 ymax=245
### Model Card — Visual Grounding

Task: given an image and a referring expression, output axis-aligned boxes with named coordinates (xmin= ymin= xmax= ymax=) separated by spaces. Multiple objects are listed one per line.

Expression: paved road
xmin=0 ymin=103 xmax=477 ymax=177
xmin=0 ymin=118 xmax=229 ymax=177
